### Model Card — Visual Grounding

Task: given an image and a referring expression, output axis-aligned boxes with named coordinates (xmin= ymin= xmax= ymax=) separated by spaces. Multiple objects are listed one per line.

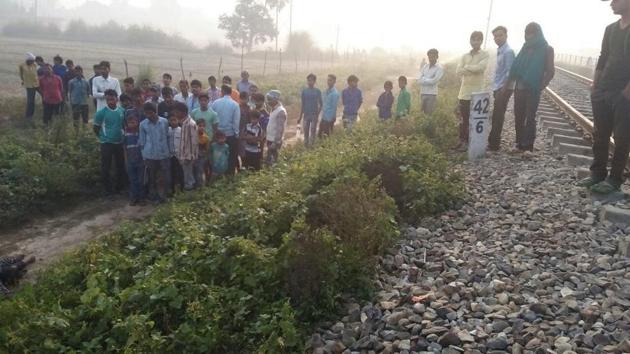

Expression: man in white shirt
xmin=418 ymin=49 xmax=444 ymax=115
xmin=174 ymin=80 xmax=192 ymax=104
xmin=92 ymin=61 xmax=122 ymax=112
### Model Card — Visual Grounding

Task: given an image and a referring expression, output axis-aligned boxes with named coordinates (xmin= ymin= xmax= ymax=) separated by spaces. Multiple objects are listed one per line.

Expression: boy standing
xmin=123 ymin=77 xmax=135 ymax=95
xmin=195 ymin=120 xmax=210 ymax=187
xmin=377 ymin=81 xmax=394 ymax=120
xmin=396 ymin=76 xmax=411 ymax=118
xmin=191 ymin=94 xmax=219 ymax=139
xmin=68 ymin=65 xmax=91 ymax=126
xmin=161 ymin=73 xmax=178 ymax=97
xmin=456 ymin=31 xmax=489 ymax=150
xmin=237 ymin=70 xmax=256 ymax=93
xmin=52 ymin=55 xmax=67 ymax=78
xmin=265 ymin=90 xmax=287 ymax=166
xmin=139 ymin=102 xmax=171 ymax=203
xmin=319 ymin=74 xmax=340 ymax=138
xmin=418 ymin=49 xmax=445 ymax=115
xmin=158 ymin=87 xmax=176 ymax=118
xmin=174 ymin=80 xmax=191 ymax=104
xmin=211 ymin=131 xmax=230 ymax=181
xmin=207 ymin=76 xmax=221 ymax=103
xmin=188 ymin=80 xmax=203 ymax=112
xmin=173 ymin=102 xmax=198 ymax=190
xmin=39 ymin=64 xmax=64 ymax=125
xmin=341 ymin=75 xmax=363 ymax=133
xmin=297 ymin=73 xmax=323 ymax=147
xmin=168 ymin=115 xmax=184 ymax=194
xmin=93 ymin=89 xmax=126 ymax=197
xmin=123 ymin=113 xmax=145 ymax=205
xmin=243 ymin=111 xmax=263 ymax=171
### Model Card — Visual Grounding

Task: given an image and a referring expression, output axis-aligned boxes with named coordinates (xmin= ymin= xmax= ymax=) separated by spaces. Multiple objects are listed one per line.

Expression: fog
xmin=10 ymin=0 xmax=619 ymax=55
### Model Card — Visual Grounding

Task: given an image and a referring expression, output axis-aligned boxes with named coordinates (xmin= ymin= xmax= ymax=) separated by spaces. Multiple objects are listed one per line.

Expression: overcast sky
xmin=58 ymin=0 xmax=617 ymax=55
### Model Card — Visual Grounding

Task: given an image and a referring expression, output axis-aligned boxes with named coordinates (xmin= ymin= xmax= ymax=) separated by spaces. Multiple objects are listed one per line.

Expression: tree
xmin=264 ymin=0 xmax=288 ymax=52
xmin=219 ymin=0 xmax=276 ymax=53
xmin=285 ymin=31 xmax=316 ymax=59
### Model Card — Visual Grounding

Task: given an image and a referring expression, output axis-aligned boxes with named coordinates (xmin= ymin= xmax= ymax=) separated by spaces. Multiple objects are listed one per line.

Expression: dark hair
xmin=208 ymin=75 xmax=216 ymax=81
xmin=249 ymin=111 xmax=261 ymax=120
xmin=384 ymin=80 xmax=393 ymax=88
xmin=470 ymin=31 xmax=484 ymax=41
xmin=347 ymin=75 xmax=359 ymax=83
xmin=215 ymin=130 xmax=226 ymax=138
xmin=179 ymin=79 xmax=189 ymax=86
xmin=143 ymin=102 xmax=157 ymax=113
xmin=65 ymin=59 xmax=74 ymax=66
xmin=161 ymin=87 xmax=173 ymax=96
xmin=92 ymin=63 xmax=100 ymax=69
xmin=221 ymin=85 xmax=232 ymax=95
xmin=53 ymin=55 xmax=63 ymax=63
xmin=239 ymin=91 xmax=249 ymax=100
xmin=191 ymin=79 xmax=202 ymax=87
xmin=427 ymin=48 xmax=439 ymax=56
xmin=119 ymin=93 xmax=131 ymax=102
xmin=307 ymin=73 xmax=316 ymax=81
xmin=99 ymin=60 xmax=111 ymax=69
xmin=130 ymin=88 xmax=143 ymax=99
xmin=172 ymin=102 xmax=189 ymax=115
xmin=123 ymin=77 xmax=135 ymax=85
xmin=74 ymin=65 xmax=83 ymax=72
xmin=492 ymin=26 xmax=508 ymax=35
xmin=222 ymin=75 xmax=232 ymax=83
xmin=398 ymin=76 xmax=407 ymax=84
xmin=252 ymin=93 xmax=265 ymax=102
xmin=196 ymin=119 xmax=206 ymax=126
xmin=149 ymin=86 xmax=159 ymax=93
xmin=35 ymin=56 xmax=43 ymax=62
xmin=126 ymin=113 xmax=139 ymax=121
xmin=328 ymin=74 xmax=337 ymax=82
xmin=162 ymin=73 xmax=172 ymax=79
xmin=104 ymin=89 xmax=118 ymax=97
xmin=199 ymin=93 xmax=209 ymax=100
xmin=141 ymin=78 xmax=151 ymax=83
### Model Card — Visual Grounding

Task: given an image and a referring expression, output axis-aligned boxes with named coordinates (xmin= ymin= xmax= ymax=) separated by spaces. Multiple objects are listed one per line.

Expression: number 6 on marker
xmin=476 ymin=121 xmax=484 ymax=134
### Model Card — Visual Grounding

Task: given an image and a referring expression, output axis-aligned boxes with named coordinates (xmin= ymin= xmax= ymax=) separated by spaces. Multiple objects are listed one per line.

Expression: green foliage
xmin=136 ymin=64 xmax=155 ymax=86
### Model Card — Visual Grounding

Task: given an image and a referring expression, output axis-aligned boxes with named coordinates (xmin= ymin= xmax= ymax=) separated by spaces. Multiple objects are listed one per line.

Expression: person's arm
xmin=274 ymin=110 xmax=287 ymax=144
xmin=298 ymin=89 xmax=305 ymax=124
xmin=85 ymin=80 xmax=91 ymax=99
xmin=115 ymin=79 xmax=122 ymax=97
xmin=456 ymin=56 xmax=465 ymax=77
xmin=232 ymin=105 xmax=240 ymax=137
xmin=317 ymin=90 xmax=323 ymax=116
xmin=139 ymin=123 xmax=146 ymax=150
xmin=92 ymin=78 xmax=104 ymax=99
xmin=423 ymin=66 xmax=444 ymax=85
xmin=357 ymin=90 xmax=363 ymax=110
xmin=541 ymin=46 xmax=555 ymax=90
xmin=18 ymin=65 xmax=25 ymax=86
xmin=464 ymin=53 xmax=489 ymax=73
xmin=93 ymin=109 xmax=103 ymax=136
xmin=593 ymin=26 xmax=611 ymax=93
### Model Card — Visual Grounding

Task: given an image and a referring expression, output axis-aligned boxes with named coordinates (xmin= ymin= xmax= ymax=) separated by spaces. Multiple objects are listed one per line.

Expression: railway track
xmin=542 ymin=66 xmax=630 ymax=224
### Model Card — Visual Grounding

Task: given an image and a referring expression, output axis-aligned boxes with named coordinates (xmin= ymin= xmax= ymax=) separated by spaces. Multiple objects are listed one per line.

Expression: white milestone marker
xmin=468 ymin=92 xmax=491 ymax=160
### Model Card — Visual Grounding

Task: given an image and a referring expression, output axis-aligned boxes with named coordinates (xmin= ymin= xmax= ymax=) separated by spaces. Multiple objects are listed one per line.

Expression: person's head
xmin=25 ymin=53 xmax=36 ymax=64
xmin=266 ymin=90 xmax=281 ymax=107
xmin=141 ymin=78 xmax=151 ymax=91
xmin=172 ymin=102 xmax=189 ymax=121
xmin=427 ymin=49 xmax=439 ymax=65
xmin=74 ymin=65 xmax=83 ymax=77
xmin=162 ymin=87 xmax=174 ymax=103
xmin=398 ymin=76 xmax=408 ymax=89
xmin=215 ymin=130 xmax=227 ymax=144
xmin=65 ymin=59 xmax=74 ymax=70
xmin=222 ymin=75 xmax=232 ymax=85
xmin=179 ymin=80 xmax=189 ymax=93
xmin=149 ymin=86 xmax=160 ymax=99
xmin=93 ymin=64 xmax=101 ymax=75
xmin=307 ymin=73 xmax=317 ymax=88
xmin=130 ymin=88 xmax=144 ymax=107
xmin=44 ymin=64 xmax=53 ymax=76
xmin=143 ymin=102 xmax=157 ymax=120
xmin=199 ymin=93 xmax=210 ymax=109
xmin=126 ymin=114 xmax=139 ymax=131
xmin=162 ymin=73 xmax=172 ymax=86
xmin=168 ymin=114 xmax=179 ymax=128
xmin=470 ymin=31 xmax=484 ymax=51
xmin=384 ymin=80 xmax=393 ymax=92
xmin=123 ymin=77 xmax=135 ymax=92
xmin=35 ymin=56 xmax=44 ymax=65
xmin=119 ymin=93 xmax=132 ymax=109
xmin=99 ymin=61 xmax=111 ymax=77
xmin=327 ymin=74 xmax=337 ymax=88
xmin=241 ymin=71 xmax=249 ymax=81
xmin=611 ymin=0 xmax=630 ymax=15
xmin=252 ymin=93 xmax=266 ymax=109
xmin=492 ymin=26 xmax=508 ymax=47
xmin=347 ymin=75 xmax=359 ymax=88
xmin=191 ymin=79 xmax=202 ymax=96
xmin=249 ymin=110 xmax=260 ymax=125
xmin=208 ymin=75 xmax=217 ymax=87
xmin=104 ymin=89 xmax=118 ymax=109
xmin=221 ymin=84 xmax=232 ymax=96
xmin=524 ymin=22 xmax=543 ymax=42
xmin=53 ymin=55 xmax=63 ymax=65
xmin=239 ymin=91 xmax=249 ymax=105
xmin=249 ymin=84 xmax=259 ymax=95
xmin=196 ymin=119 xmax=206 ymax=131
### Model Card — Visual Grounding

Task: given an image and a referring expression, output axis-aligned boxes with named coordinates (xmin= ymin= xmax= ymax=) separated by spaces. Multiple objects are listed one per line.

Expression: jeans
xmin=342 ymin=114 xmax=357 ymax=133
xmin=170 ymin=156 xmax=184 ymax=194
xmin=179 ymin=159 xmax=195 ymax=190
xmin=145 ymin=158 xmax=171 ymax=201
xmin=25 ymin=88 xmax=37 ymax=119
xmin=265 ymin=141 xmax=282 ymax=166
xmin=590 ymin=92 xmax=630 ymax=184
xmin=193 ymin=157 xmax=208 ymax=187
xmin=421 ymin=94 xmax=437 ymax=115
xmin=488 ymin=89 xmax=514 ymax=150
xmin=72 ymin=104 xmax=89 ymax=125
xmin=100 ymin=143 xmax=126 ymax=195
xmin=43 ymin=103 xmax=60 ymax=125
xmin=303 ymin=113 xmax=318 ymax=147
xmin=318 ymin=120 xmax=334 ymax=138
xmin=514 ymin=89 xmax=542 ymax=151
xmin=458 ymin=100 xmax=471 ymax=143
xmin=226 ymin=135 xmax=239 ymax=176
xmin=127 ymin=160 xmax=145 ymax=202
xmin=243 ymin=151 xmax=262 ymax=171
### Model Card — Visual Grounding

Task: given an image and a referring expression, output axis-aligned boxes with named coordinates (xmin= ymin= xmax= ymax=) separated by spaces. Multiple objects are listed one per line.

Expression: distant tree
xmin=264 ymin=0 xmax=288 ymax=52
xmin=218 ymin=0 xmax=276 ymax=53
xmin=286 ymin=31 xmax=316 ymax=59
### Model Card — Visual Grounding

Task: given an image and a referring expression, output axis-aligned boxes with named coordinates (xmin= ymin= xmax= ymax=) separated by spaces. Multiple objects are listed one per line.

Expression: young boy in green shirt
xmin=396 ymin=76 xmax=411 ymax=118
xmin=191 ymin=93 xmax=219 ymax=139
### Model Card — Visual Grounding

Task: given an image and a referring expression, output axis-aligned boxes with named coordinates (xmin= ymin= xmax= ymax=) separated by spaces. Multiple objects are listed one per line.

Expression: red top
xmin=39 ymin=75 xmax=63 ymax=104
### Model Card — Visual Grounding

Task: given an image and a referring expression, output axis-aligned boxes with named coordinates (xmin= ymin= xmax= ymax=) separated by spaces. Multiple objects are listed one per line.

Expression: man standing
xmin=265 ymin=90 xmax=287 ymax=167
xmin=140 ymin=103 xmax=171 ymax=202
xmin=18 ymin=53 xmax=39 ymax=121
xmin=579 ymin=0 xmax=630 ymax=194
xmin=319 ymin=74 xmax=340 ymax=138
xmin=236 ymin=71 xmax=255 ymax=94
xmin=93 ymin=89 xmax=126 ymax=197
xmin=488 ymin=26 xmax=516 ymax=151
xmin=211 ymin=85 xmax=241 ymax=175
xmin=92 ymin=61 xmax=121 ymax=112
xmin=297 ymin=73 xmax=323 ymax=147
xmin=38 ymin=64 xmax=63 ymax=126
xmin=456 ymin=31 xmax=489 ymax=151
xmin=418 ymin=49 xmax=444 ymax=115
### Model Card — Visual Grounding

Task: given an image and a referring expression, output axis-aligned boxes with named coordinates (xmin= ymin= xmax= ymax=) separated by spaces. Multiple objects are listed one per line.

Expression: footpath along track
xmin=305 ymin=68 xmax=630 ymax=354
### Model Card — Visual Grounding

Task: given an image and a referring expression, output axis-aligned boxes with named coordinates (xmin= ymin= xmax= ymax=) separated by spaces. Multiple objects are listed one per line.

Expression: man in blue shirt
xmin=488 ymin=26 xmax=516 ymax=151
xmin=319 ymin=74 xmax=340 ymax=138
xmin=139 ymin=102 xmax=171 ymax=203
xmin=68 ymin=65 xmax=90 ymax=126
xmin=211 ymin=85 xmax=241 ymax=176
xmin=297 ymin=73 xmax=323 ymax=147
xmin=341 ymin=75 xmax=363 ymax=133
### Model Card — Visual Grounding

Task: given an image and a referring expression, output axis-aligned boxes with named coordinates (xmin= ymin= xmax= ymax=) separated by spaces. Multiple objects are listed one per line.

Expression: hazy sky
xmin=58 ymin=0 xmax=617 ymax=55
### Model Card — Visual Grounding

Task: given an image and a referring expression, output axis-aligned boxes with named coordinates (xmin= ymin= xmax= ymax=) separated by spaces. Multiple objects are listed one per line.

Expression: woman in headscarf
xmin=505 ymin=22 xmax=555 ymax=156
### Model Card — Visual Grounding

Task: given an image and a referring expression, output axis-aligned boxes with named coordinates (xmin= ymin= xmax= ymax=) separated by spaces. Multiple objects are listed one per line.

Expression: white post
xmin=484 ymin=0 xmax=494 ymax=49
xmin=468 ymin=92 xmax=491 ymax=160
